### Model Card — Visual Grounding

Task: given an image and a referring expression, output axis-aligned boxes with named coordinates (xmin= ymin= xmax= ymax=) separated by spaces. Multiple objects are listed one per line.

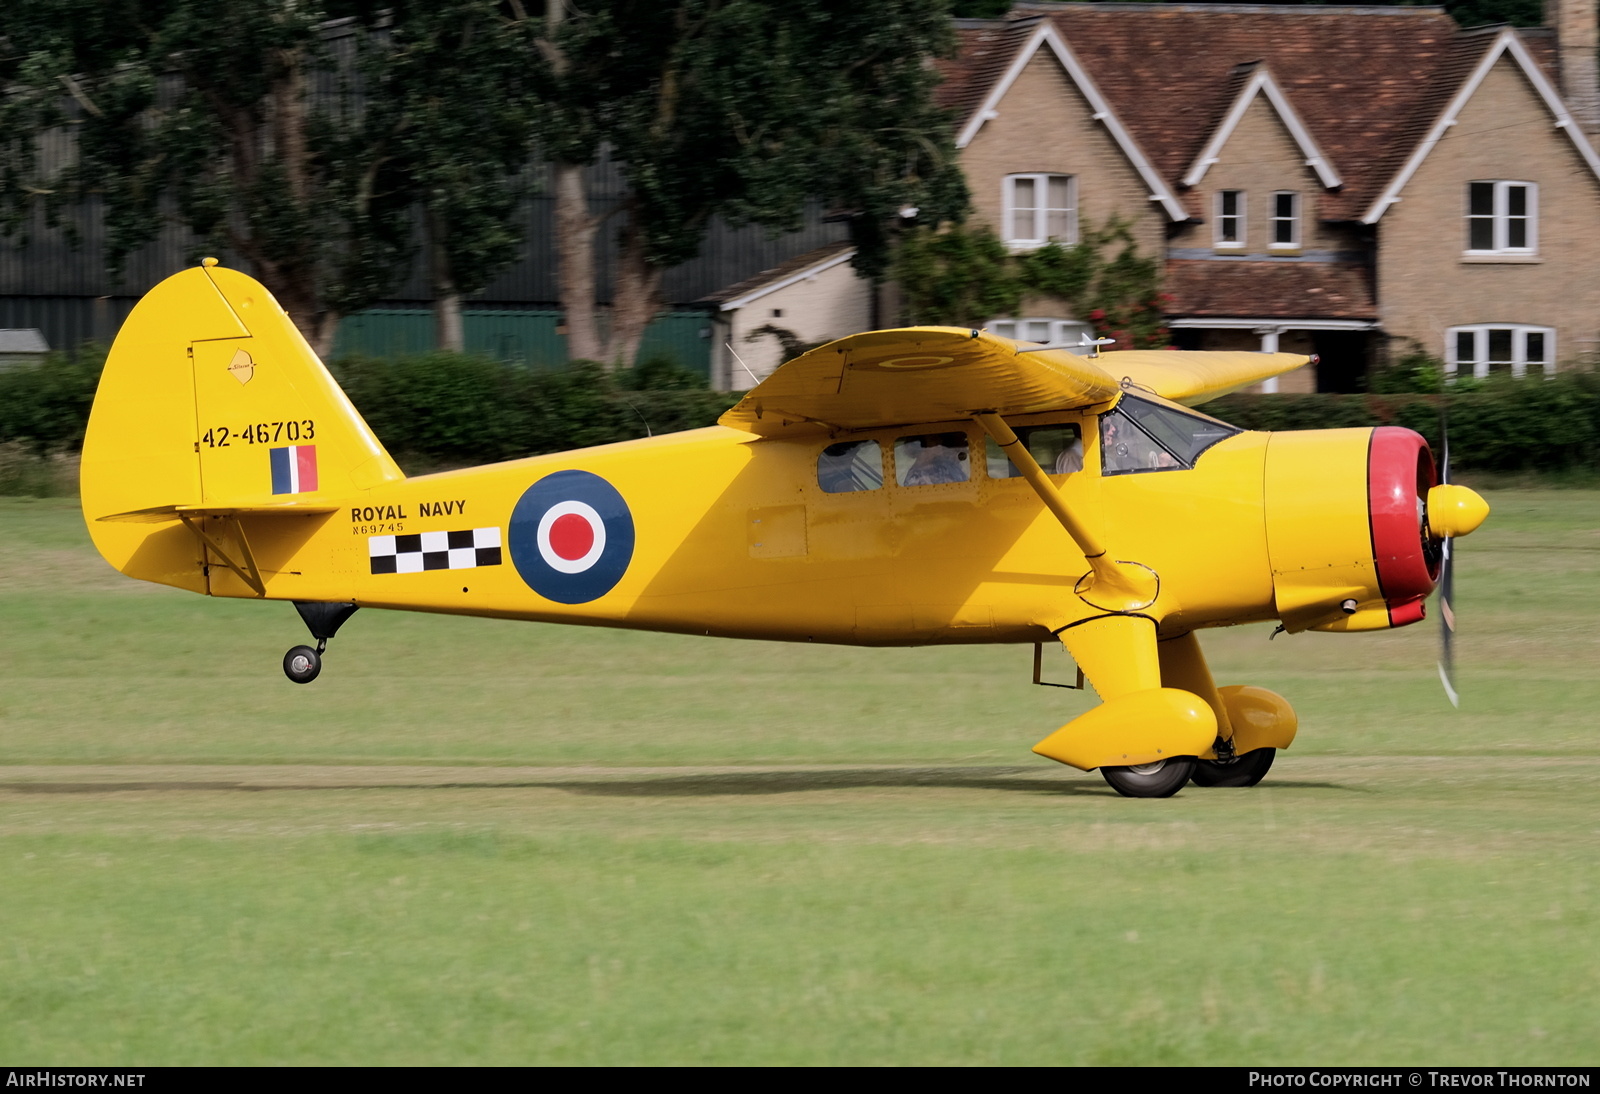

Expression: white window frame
xmin=1215 ymin=190 xmax=1246 ymax=250
xmin=1464 ymin=181 xmax=1537 ymax=256
xmin=1002 ymin=174 xmax=1077 ymax=250
xmin=988 ymin=317 xmax=1095 ymax=352
xmin=1445 ymin=324 xmax=1555 ymax=379
xmin=1269 ymin=191 xmax=1300 ymax=250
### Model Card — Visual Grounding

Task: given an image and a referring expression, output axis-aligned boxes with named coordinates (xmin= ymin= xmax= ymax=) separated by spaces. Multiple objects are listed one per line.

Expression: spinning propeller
xmin=1437 ymin=425 xmax=1458 ymax=707
xmin=1426 ymin=417 xmax=1488 ymax=708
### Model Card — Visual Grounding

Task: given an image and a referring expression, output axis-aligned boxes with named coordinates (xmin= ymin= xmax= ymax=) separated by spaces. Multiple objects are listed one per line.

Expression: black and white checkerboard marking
xmin=369 ymin=527 xmax=502 ymax=575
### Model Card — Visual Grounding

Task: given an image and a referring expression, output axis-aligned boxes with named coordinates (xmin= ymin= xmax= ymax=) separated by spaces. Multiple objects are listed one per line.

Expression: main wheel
xmin=1191 ymin=747 xmax=1275 ymax=788
xmin=283 ymin=645 xmax=322 ymax=684
xmin=1100 ymin=757 xmax=1197 ymax=798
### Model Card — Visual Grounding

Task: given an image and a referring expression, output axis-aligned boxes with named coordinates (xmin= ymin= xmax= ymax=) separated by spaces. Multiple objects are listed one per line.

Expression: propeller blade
xmin=1436 ymin=404 xmax=1458 ymax=707
xmin=1441 ymin=413 xmax=1451 ymax=486
xmin=1438 ymin=536 xmax=1457 ymax=708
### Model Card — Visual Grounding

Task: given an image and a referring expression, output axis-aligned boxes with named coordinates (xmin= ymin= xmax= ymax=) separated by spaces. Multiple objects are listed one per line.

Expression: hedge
xmin=3 ymin=346 xmax=1599 ymax=475
xmin=329 ymin=353 xmax=739 ymax=466
xmin=1209 ymin=369 xmax=1600 ymax=472
xmin=0 ymin=349 xmax=738 ymax=470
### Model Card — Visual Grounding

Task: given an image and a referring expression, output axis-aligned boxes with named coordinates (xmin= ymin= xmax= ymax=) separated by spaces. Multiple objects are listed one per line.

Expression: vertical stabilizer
xmin=81 ymin=261 xmax=403 ymax=590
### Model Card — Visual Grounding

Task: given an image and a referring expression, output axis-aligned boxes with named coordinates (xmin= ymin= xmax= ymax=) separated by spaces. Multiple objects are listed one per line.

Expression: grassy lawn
xmin=1 ymin=492 xmax=1596 ymax=1064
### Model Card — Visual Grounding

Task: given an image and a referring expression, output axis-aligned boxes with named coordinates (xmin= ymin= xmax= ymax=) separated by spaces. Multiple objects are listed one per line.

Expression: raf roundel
xmin=509 ymin=470 xmax=635 ymax=603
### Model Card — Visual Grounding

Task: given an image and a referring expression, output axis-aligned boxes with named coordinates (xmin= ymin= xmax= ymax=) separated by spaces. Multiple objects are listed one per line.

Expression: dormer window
xmin=1466 ymin=181 xmax=1536 ymax=255
xmin=1270 ymin=191 xmax=1299 ymax=250
xmin=1215 ymin=190 xmax=1245 ymax=249
xmin=1003 ymin=174 xmax=1076 ymax=249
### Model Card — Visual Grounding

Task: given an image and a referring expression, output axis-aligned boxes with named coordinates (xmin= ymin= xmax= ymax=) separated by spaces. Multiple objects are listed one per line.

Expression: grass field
xmin=1 ymin=492 xmax=1597 ymax=1064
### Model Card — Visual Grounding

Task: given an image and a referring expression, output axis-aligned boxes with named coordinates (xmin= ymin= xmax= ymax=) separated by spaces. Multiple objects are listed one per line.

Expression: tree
xmin=893 ymin=220 xmax=1170 ymax=348
xmin=0 ymin=2 xmax=411 ymax=354
xmin=536 ymin=0 xmax=968 ymax=367
xmin=369 ymin=2 xmax=543 ymax=350
xmin=0 ymin=2 xmax=543 ymax=355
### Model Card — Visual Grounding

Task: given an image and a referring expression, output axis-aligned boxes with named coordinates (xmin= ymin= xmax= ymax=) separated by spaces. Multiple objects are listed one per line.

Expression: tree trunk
xmin=553 ymin=160 xmax=602 ymax=362
xmin=429 ymin=208 xmax=465 ymax=352
xmin=224 ymin=49 xmax=337 ymax=359
xmin=435 ymin=290 xmax=464 ymax=354
xmin=313 ymin=311 xmax=341 ymax=361
xmin=608 ymin=207 xmax=664 ymax=370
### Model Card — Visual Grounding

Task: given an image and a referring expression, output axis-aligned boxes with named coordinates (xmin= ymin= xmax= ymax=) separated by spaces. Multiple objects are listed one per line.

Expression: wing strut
xmin=179 ymin=513 xmax=266 ymax=597
xmin=973 ymin=413 xmax=1157 ymax=612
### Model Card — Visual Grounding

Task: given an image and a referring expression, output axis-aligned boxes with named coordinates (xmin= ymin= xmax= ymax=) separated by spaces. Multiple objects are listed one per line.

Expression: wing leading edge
xmin=717 ymin=327 xmax=1310 ymax=437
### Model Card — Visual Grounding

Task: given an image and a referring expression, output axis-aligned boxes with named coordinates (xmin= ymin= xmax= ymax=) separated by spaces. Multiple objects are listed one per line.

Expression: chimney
xmin=1547 ymin=0 xmax=1600 ymax=133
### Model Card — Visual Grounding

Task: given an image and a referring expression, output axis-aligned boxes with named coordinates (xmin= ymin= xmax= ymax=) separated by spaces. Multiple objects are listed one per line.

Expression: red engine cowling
xmin=1367 ymin=426 xmax=1440 ymax=627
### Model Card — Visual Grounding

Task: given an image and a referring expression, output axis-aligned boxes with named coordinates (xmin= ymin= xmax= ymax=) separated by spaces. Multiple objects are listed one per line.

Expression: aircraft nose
xmin=1427 ymin=484 xmax=1489 ymax=538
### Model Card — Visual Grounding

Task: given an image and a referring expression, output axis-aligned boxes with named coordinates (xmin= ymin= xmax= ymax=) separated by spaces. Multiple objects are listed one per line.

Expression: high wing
xmin=1108 ymin=349 xmax=1311 ymax=407
xmin=717 ymin=327 xmax=1309 ymax=437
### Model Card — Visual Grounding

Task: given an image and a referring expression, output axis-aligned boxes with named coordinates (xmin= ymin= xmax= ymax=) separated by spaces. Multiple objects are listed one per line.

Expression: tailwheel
xmin=1100 ymin=757 xmax=1197 ymax=798
xmin=283 ymin=644 xmax=322 ymax=685
xmin=1191 ymin=747 xmax=1275 ymax=788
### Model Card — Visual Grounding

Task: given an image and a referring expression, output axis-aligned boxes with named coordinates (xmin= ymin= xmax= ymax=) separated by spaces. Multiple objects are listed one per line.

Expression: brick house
xmin=935 ymin=3 xmax=1600 ymax=390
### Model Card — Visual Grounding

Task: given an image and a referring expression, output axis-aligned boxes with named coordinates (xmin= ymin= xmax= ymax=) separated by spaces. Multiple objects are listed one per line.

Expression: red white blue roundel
xmin=509 ymin=470 xmax=635 ymax=604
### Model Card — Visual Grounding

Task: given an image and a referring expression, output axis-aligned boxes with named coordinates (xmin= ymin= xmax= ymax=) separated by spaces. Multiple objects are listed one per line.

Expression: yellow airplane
xmin=80 ymin=261 xmax=1490 ymax=797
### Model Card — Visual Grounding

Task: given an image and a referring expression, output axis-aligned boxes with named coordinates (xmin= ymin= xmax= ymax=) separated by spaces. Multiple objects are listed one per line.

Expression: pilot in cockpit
xmin=903 ymin=434 xmax=968 ymax=486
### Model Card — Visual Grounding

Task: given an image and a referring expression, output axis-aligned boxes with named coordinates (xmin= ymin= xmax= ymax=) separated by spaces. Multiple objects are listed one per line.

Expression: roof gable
xmin=1359 ymin=27 xmax=1600 ymax=223
xmin=699 ymin=243 xmax=857 ymax=311
xmin=937 ymin=6 xmax=1600 ymax=224
xmin=1181 ymin=63 xmax=1342 ymax=190
xmin=949 ymin=18 xmax=1189 ymax=221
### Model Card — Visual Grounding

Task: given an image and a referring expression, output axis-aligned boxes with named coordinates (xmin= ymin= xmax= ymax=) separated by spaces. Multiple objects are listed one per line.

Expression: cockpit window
xmin=985 ymin=424 xmax=1083 ymax=478
xmin=1101 ymin=395 xmax=1240 ymax=475
xmin=818 ymin=440 xmax=884 ymax=493
xmin=895 ymin=432 xmax=970 ymax=486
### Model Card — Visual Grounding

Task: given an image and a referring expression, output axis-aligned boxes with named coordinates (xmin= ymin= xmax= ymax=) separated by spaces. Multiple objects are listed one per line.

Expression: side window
xmin=895 ymin=432 xmax=970 ymax=487
xmin=1215 ymin=190 xmax=1245 ymax=249
xmin=1101 ymin=396 xmax=1240 ymax=475
xmin=1465 ymin=181 xmax=1536 ymax=255
xmin=985 ymin=424 xmax=1083 ymax=478
xmin=987 ymin=318 xmax=1093 ymax=351
xmin=817 ymin=440 xmax=884 ymax=493
xmin=1270 ymin=191 xmax=1299 ymax=249
xmin=1447 ymin=324 xmax=1554 ymax=379
xmin=1003 ymin=174 xmax=1077 ymax=250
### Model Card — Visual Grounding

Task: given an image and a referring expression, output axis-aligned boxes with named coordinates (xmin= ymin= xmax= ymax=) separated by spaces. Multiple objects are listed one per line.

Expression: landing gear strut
xmin=282 ymin=601 xmax=359 ymax=685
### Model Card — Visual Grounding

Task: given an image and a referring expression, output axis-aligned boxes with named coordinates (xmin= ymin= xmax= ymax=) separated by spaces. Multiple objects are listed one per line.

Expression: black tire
xmin=1100 ymin=757 xmax=1197 ymax=798
xmin=1191 ymin=747 xmax=1275 ymax=788
xmin=283 ymin=645 xmax=322 ymax=684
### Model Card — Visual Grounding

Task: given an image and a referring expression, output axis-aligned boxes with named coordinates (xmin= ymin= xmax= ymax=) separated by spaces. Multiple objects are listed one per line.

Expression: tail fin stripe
xmin=297 ymin=446 xmax=319 ymax=492
xmin=270 ymin=447 xmax=291 ymax=493
xmin=270 ymin=445 xmax=319 ymax=495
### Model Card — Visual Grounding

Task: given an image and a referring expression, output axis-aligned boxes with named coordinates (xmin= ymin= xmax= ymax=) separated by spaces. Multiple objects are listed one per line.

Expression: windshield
xmin=1100 ymin=395 xmax=1240 ymax=475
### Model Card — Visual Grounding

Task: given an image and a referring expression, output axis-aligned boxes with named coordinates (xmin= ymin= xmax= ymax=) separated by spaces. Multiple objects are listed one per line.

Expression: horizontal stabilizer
xmin=98 ymin=500 xmax=341 ymax=523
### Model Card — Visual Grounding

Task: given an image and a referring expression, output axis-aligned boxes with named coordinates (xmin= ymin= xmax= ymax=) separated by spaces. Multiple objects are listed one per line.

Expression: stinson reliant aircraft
xmin=80 ymin=262 xmax=1489 ymax=797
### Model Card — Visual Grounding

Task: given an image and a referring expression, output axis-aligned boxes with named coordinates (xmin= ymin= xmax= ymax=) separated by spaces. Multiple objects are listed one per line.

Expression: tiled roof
xmin=934 ymin=18 xmax=1044 ymax=121
xmin=1164 ymin=259 xmax=1376 ymax=319
xmin=697 ymin=243 xmax=856 ymax=307
xmin=941 ymin=4 xmax=1513 ymax=220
